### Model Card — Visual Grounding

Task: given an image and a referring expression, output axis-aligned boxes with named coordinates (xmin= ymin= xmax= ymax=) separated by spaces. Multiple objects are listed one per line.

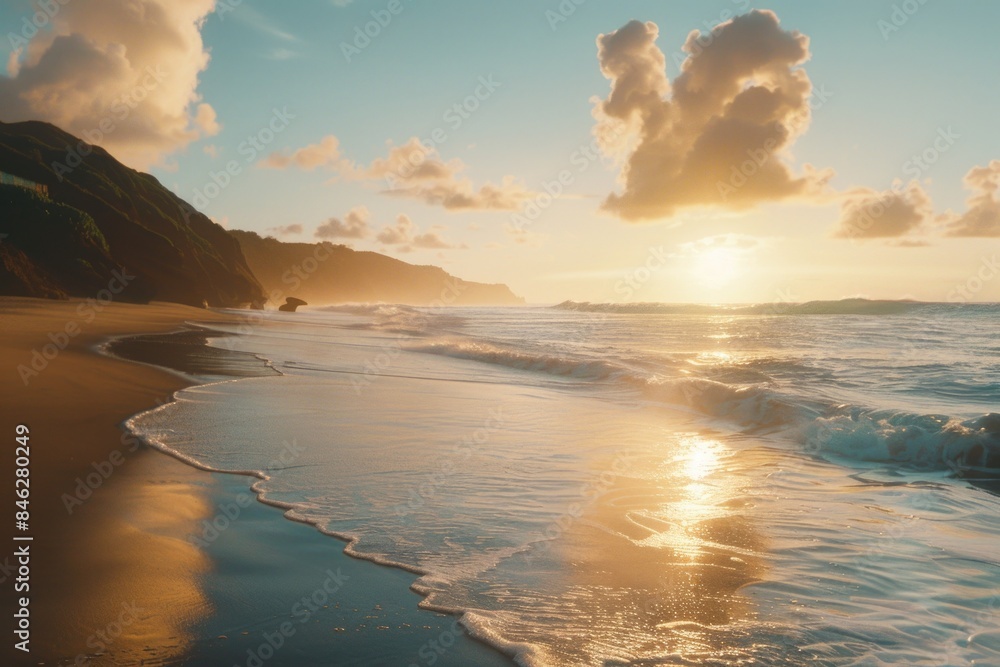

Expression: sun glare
xmin=692 ymin=247 xmax=741 ymax=289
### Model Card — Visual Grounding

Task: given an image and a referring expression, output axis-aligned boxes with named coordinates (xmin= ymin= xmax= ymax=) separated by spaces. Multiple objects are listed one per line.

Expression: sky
xmin=2 ymin=0 xmax=999 ymax=304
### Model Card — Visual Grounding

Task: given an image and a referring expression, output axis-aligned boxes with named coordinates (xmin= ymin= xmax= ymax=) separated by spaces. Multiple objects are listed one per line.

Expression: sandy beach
xmin=0 ymin=297 xmax=237 ymax=664
xmin=0 ymin=297 xmax=512 ymax=666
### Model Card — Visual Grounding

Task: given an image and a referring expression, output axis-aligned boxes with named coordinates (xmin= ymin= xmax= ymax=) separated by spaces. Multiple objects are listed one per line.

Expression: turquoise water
xmin=129 ymin=302 xmax=1000 ymax=666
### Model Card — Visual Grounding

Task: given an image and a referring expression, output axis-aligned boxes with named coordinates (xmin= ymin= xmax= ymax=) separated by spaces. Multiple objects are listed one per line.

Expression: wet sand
xmin=0 ymin=297 xmax=512 ymax=666
xmin=0 ymin=297 xmax=239 ymax=664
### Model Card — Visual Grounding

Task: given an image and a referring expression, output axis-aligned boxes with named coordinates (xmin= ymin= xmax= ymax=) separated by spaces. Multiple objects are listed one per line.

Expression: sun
xmin=692 ymin=247 xmax=741 ymax=289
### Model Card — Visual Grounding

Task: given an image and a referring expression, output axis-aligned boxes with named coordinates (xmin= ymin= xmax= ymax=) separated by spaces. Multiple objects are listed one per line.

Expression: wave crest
xmin=406 ymin=339 xmax=1000 ymax=477
xmin=553 ymin=298 xmax=933 ymax=316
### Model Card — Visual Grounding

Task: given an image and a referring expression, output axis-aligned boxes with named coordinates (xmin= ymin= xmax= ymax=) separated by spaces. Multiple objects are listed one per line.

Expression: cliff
xmin=230 ymin=230 xmax=523 ymax=306
xmin=0 ymin=121 xmax=265 ymax=307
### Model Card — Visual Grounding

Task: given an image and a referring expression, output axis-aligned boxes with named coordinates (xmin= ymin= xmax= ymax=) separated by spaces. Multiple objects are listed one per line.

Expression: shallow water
xmin=129 ymin=302 xmax=1000 ymax=666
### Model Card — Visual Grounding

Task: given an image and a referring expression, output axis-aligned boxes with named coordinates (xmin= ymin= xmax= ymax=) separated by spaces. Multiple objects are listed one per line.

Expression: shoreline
xmin=110 ymin=318 xmax=517 ymax=667
xmin=0 ymin=297 xmax=513 ymax=666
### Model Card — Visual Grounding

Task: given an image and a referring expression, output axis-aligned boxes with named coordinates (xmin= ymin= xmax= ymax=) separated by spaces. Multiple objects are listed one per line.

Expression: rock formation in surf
xmin=278 ymin=297 xmax=307 ymax=312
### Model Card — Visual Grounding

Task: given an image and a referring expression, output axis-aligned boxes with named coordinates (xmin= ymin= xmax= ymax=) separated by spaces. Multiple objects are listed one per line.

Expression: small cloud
xmin=6 ymin=48 xmax=21 ymax=77
xmin=195 ymin=103 xmax=221 ymax=136
xmin=203 ymin=144 xmax=220 ymax=158
xmin=412 ymin=232 xmax=454 ymax=249
xmin=887 ymin=239 xmax=931 ymax=248
xmin=315 ymin=206 xmax=370 ymax=239
xmin=942 ymin=160 xmax=1000 ymax=237
xmin=261 ymin=135 xmax=345 ymax=171
xmin=351 ymin=138 xmax=536 ymax=211
xmin=833 ymin=181 xmax=932 ymax=239
xmin=376 ymin=214 xmax=416 ymax=245
xmin=267 ymin=224 xmax=304 ymax=236
xmin=503 ymin=223 xmax=546 ymax=247
xmin=376 ymin=214 xmax=462 ymax=250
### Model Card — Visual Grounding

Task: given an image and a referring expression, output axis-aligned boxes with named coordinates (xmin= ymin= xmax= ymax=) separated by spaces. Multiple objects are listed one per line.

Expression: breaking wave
xmin=406 ymin=338 xmax=1000 ymax=477
xmin=553 ymin=298 xmax=939 ymax=316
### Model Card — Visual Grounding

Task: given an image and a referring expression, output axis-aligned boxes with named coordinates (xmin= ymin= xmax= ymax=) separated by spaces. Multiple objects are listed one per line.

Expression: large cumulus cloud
xmin=0 ymin=0 xmax=219 ymax=168
xmin=593 ymin=11 xmax=832 ymax=221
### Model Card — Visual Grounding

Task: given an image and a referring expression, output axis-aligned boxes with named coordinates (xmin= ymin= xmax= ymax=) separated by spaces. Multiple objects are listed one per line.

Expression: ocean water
xmin=128 ymin=301 xmax=1000 ymax=666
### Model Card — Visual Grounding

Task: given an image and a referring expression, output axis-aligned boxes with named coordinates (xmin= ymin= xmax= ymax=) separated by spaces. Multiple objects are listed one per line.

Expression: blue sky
xmin=3 ymin=0 xmax=999 ymax=302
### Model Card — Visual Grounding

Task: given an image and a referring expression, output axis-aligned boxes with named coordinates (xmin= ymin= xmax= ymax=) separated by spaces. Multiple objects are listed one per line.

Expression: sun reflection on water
xmin=550 ymin=429 xmax=767 ymax=664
